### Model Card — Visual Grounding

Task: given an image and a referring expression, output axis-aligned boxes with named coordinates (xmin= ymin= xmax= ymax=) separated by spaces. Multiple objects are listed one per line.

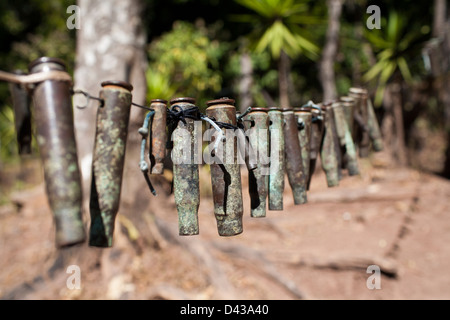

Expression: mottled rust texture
xmin=9 ymin=71 xmax=32 ymax=155
xmin=366 ymin=98 xmax=384 ymax=152
xmin=150 ymin=99 xmax=168 ymax=174
xmin=340 ymin=96 xmax=355 ymax=137
xmin=320 ymin=103 xmax=340 ymax=187
xmin=267 ymin=108 xmax=285 ymax=211
xmin=29 ymin=57 xmax=85 ymax=248
xmin=329 ymin=103 xmax=343 ymax=180
xmin=244 ymin=108 xmax=269 ymax=217
xmin=206 ymin=98 xmax=243 ymax=236
xmin=170 ymin=97 xmax=200 ymax=235
xmin=236 ymin=112 xmax=258 ymax=172
xmin=349 ymin=88 xmax=370 ymax=158
xmin=283 ymin=109 xmax=307 ymax=204
xmin=308 ymin=107 xmax=324 ymax=190
xmin=89 ymin=81 xmax=132 ymax=248
xmin=332 ymin=102 xmax=359 ymax=176
xmin=294 ymin=107 xmax=312 ymax=193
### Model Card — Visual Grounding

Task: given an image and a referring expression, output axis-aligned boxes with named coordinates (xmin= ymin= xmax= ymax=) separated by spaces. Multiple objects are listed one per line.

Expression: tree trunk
xmin=382 ymin=78 xmax=407 ymax=166
xmin=239 ymin=51 xmax=253 ymax=112
xmin=431 ymin=0 xmax=450 ymax=178
xmin=57 ymin=0 xmax=156 ymax=277
xmin=433 ymin=0 xmax=447 ymax=37
xmin=278 ymin=50 xmax=290 ymax=108
xmin=319 ymin=0 xmax=343 ymax=102
xmin=74 ymin=0 xmax=147 ymax=196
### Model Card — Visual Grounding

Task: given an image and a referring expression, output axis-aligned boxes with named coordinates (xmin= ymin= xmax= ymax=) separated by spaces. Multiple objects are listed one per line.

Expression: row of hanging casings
xmin=157 ymin=92 xmax=383 ymax=238
xmin=5 ymin=57 xmax=384 ymax=248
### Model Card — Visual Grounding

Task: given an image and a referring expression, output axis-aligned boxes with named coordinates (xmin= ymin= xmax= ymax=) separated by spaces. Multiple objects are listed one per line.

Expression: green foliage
xmin=146 ymin=21 xmax=229 ymax=108
xmin=0 ymin=0 xmax=77 ymax=72
xmin=232 ymin=0 xmax=322 ymax=60
xmin=363 ymin=10 xmax=430 ymax=105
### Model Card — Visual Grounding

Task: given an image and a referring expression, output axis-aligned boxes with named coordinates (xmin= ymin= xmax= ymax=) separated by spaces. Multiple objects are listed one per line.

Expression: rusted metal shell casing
xmin=267 ymin=108 xmax=285 ymax=211
xmin=308 ymin=106 xmax=324 ymax=190
xmin=170 ymin=97 xmax=200 ymax=235
xmin=349 ymin=87 xmax=370 ymax=158
xmin=206 ymin=98 xmax=243 ymax=236
xmin=332 ymin=102 xmax=359 ymax=176
xmin=366 ymin=98 xmax=384 ymax=152
xmin=320 ymin=103 xmax=340 ymax=187
xmin=340 ymin=96 xmax=355 ymax=136
xmin=89 ymin=81 xmax=133 ymax=248
xmin=294 ymin=107 xmax=312 ymax=192
xmin=150 ymin=99 xmax=168 ymax=174
xmin=28 ymin=57 xmax=85 ymax=248
xmin=283 ymin=108 xmax=307 ymax=204
xmin=9 ymin=70 xmax=32 ymax=155
xmin=236 ymin=111 xmax=258 ymax=171
xmin=244 ymin=108 xmax=269 ymax=217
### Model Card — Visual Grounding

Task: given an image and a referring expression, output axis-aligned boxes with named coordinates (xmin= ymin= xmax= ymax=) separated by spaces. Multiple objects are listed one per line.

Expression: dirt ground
xmin=1 ymin=150 xmax=450 ymax=300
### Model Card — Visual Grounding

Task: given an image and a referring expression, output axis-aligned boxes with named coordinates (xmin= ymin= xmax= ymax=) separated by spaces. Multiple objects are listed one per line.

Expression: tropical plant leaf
xmin=397 ymin=57 xmax=413 ymax=83
xmin=294 ymin=33 xmax=320 ymax=57
xmin=379 ymin=61 xmax=396 ymax=85
xmin=387 ymin=10 xmax=400 ymax=43
xmin=363 ymin=59 xmax=389 ymax=82
xmin=234 ymin=0 xmax=321 ymax=61
xmin=234 ymin=0 xmax=273 ymax=18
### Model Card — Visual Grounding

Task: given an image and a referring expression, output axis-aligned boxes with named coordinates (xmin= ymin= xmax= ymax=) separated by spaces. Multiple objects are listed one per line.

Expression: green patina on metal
xmin=366 ymin=98 xmax=384 ymax=152
xmin=89 ymin=81 xmax=132 ymax=248
xmin=29 ymin=57 xmax=85 ymax=248
xmin=294 ymin=107 xmax=312 ymax=194
xmin=332 ymin=102 xmax=360 ymax=176
xmin=267 ymin=108 xmax=285 ymax=211
xmin=340 ymin=96 xmax=355 ymax=140
xmin=244 ymin=108 xmax=269 ymax=217
xmin=283 ymin=109 xmax=307 ymax=205
xmin=320 ymin=103 xmax=340 ymax=188
xmin=206 ymin=98 xmax=243 ymax=236
xmin=171 ymin=97 xmax=200 ymax=235
xmin=349 ymin=88 xmax=370 ymax=158
xmin=308 ymin=107 xmax=324 ymax=190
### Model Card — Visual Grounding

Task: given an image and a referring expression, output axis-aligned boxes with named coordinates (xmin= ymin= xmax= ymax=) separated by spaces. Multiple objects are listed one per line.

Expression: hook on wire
xmin=139 ymin=110 xmax=157 ymax=196
xmin=71 ymin=89 xmax=104 ymax=109
xmin=132 ymin=102 xmax=155 ymax=112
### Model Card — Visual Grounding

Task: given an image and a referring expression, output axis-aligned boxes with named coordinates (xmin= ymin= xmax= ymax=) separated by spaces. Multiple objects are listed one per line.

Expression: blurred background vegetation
xmin=0 ymin=0 xmax=448 ymax=178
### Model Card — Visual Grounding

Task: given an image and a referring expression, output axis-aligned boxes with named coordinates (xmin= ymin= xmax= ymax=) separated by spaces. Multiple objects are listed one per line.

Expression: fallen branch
xmin=212 ymin=242 xmax=308 ymax=299
xmin=268 ymin=252 xmax=398 ymax=278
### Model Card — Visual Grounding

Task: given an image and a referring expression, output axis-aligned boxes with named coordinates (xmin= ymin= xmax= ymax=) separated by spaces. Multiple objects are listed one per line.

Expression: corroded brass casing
xmin=89 ymin=80 xmax=133 ymax=248
xmin=308 ymin=106 xmax=325 ymax=190
xmin=170 ymin=97 xmax=200 ymax=235
xmin=349 ymin=87 xmax=370 ymax=158
xmin=366 ymin=97 xmax=384 ymax=152
xmin=294 ymin=106 xmax=312 ymax=193
xmin=267 ymin=108 xmax=285 ymax=211
xmin=29 ymin=57 xmax=85 ymax=248
xmin=332 ymin=101 xmax=359 ymax=176
xmin=282 ymin=108 xmax=307 ymax=204
xmin=320 ymin=102 xmax=340 ymax=187
xmin=244 ymin=108 xmax=269 ymax=217
xmin=149 ymin=99 xmax=168 ymax=174
xmin=206 ymin=98 xmax=244 ymax=236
